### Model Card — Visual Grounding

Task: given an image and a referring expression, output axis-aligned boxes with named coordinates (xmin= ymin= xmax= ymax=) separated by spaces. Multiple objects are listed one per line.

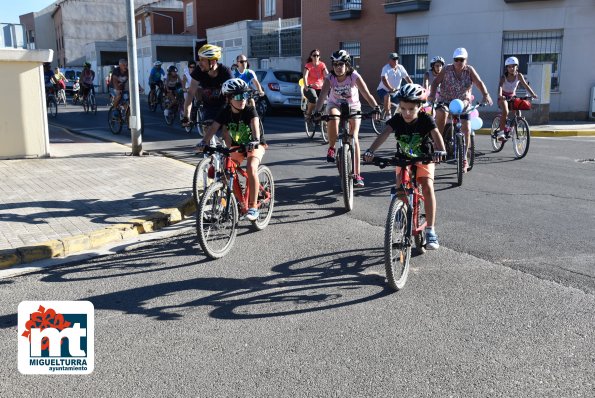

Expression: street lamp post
xmin=126 ymin=0 xmax=142 ymax=155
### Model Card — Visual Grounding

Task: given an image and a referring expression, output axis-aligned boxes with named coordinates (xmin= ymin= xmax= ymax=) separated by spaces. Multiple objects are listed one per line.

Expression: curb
xmin=475 ymin=128 xmax=595 ymax=137
xmin=0 ymin=198 xmax=197 ymax=270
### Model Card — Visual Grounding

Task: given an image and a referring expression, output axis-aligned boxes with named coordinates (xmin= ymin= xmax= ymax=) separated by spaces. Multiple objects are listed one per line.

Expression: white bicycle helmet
xmin=452 ymin=47 xmax=468 ymax=59
xmin=222 ymin=78 xmax=249 ymax=95
xmin=397 ymin=83 xmax=426 ymax=102
xmin=197 ymin=44 xmax=222 ymax=60
xmin=430 ymin=56 xmax=445 ymax=67
xmin=153 ymin=60 xmax=162 ymax=67
xmin=505 ymin=56 xmax=519 ymax=66
xmin=330 ymin=50 xmax=350 ymax=63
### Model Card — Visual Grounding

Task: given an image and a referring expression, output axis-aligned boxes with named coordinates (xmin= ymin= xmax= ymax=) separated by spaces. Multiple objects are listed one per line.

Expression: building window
xmin=397 ymin=36 xmax=428 ymax=85
xmin=340 ymin=41 xmax=360 ymax=69
xmin=502 ymin=29 xmax=562 ymax=91
xmin=145 ymin=16 xmax=151 ymax=35
xmin=264 ymin=0 xmax=276 ymax=17
xmin=185 ymin=2 xmax=194 ymax=27
xmin=137 ymin=20 xmax=142 ymax=37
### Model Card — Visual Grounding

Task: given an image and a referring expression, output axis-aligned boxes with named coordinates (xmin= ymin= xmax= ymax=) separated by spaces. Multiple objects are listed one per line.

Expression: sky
xmin=2 ymin=0 xmax=57 ymax=24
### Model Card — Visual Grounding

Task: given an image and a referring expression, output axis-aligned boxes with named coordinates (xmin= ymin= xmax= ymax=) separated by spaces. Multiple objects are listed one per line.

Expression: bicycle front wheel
xmin=148 ymin=91 xmax=157 ymax=112
xmin=340 ymin=143 xmax=354 ymax=212
xmin=456 ymin=134 xmax=464 ymax=186
xmin=304 ymin=116 xmax=316 ymax=139
xmin=512 ymin=118 xmax=530 ymax=159
xmin=371 ymin=106 xmax=386 ymax=135
xmin=89 ymin=94 xmax=97 ymax=115
xmin=164 ymin=107 xmax=174 ymax=126
xmin=196 ymin=182 xmax=238 ymax=259
xmin=108 ymin=106 xmax=123 ymax=134
xmin=320 ymin=121 xmax=328 ymax=143
xmin=443 ymin=123 xmax=454 ymax=160
xmin=251 ymin=165 xmax=275 ymax=231
xmin=490 ymin=116 xmax=505 ymax=152
xmin=384 ymin=198 xmax=411 ymax=291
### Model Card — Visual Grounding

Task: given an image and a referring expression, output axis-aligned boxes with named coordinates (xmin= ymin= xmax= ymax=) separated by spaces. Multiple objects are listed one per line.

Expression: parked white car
xmin=253 ymin=69 xmax=303 ymax=111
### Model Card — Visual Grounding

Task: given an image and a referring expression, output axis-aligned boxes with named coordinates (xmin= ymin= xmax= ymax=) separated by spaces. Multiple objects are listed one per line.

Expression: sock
xmin=425 ymin=226 xmax=435 ymax=233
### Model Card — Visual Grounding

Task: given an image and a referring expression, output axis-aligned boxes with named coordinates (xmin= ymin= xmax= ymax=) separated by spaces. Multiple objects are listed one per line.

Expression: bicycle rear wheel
xmin=456 ymin=134 xmax=464 ymax=186
xmin=467 ymin=133 xmax=475 ymax=172
xmin=82 ymin=98 xmax=89 ymax=113
xmin=490 ymin=116 xmax=505 ymax=152
xmin=340 ymin=143 xmax=354 ymax=211
xmin=512 ymin=118 xmax=530 ymax=159
xmin=251 ymin=165 xmax=275 ymax=231
xmin=192 ymin=157 xmax=217 ymax=206
xmin=413 ymin=188 xmax=426 ymax=255
xmin=47 ymin=97 xmax=58 ymax=118
xmin=443 ymin=123 xmax=454 ymax=160
xmin=108 ymin=105 xmax=123 ymax=134
xmin=384 ymin=198 xmax=411 ymax=291
xmin=196 ymin=182 xmax=238 ymax=259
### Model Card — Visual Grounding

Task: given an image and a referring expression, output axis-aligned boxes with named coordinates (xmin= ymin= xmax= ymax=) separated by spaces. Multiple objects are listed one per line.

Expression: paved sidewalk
xmin=0 ymin=126 xmax=196 ymax=268
xmin=476 ymin=120 xmax=595 ymax=136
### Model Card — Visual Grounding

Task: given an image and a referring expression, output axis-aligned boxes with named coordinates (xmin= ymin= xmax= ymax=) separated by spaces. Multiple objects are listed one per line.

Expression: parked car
xmin=253 ymin=69 xmax=302 ymax=112
xmin=63 ymin=68 xmax=82 ymax=94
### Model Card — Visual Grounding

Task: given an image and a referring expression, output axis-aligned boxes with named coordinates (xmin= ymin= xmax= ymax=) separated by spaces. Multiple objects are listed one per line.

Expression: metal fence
xmin=249 ymin=18 xmax=301 ymax=58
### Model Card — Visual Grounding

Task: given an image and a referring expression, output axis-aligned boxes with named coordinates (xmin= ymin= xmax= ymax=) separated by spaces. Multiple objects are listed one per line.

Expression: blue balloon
xmin=470 ymin=116 xmax=483 ymax=130
xmin=449 ymin=99 xmax=465 ymax=114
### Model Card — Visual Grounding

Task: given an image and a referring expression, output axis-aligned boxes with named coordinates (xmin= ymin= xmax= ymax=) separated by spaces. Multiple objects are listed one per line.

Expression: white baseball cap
xmin=453 ymin=47 xmax=468 ymax=59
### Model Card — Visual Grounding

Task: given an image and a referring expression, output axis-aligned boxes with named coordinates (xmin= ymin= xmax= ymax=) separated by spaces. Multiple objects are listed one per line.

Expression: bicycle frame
xmin=397 ymin=165 xmax=426 ymax=241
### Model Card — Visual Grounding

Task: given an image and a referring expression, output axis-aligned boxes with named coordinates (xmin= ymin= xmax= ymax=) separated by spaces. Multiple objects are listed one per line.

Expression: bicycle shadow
xmin=0 ymin=239 xmax=392 ymax=327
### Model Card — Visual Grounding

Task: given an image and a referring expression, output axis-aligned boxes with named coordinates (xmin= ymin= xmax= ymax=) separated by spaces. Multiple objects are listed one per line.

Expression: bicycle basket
xmin=512 ymin=98 xmax=531 ymax=110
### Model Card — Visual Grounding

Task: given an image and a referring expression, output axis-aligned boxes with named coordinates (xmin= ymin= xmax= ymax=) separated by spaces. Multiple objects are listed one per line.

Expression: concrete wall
xmin=396 ymin=0 xmax=595 ymax=119
xmin=0 ymin=49 xmax=53 ymax=159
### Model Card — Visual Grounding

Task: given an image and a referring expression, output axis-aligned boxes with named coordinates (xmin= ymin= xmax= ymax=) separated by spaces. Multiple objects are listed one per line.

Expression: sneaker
xmin=326 ymin=147 xmax=336 ymax=163
xmin=496 ymin=130 xmax=506 ymax=142
xmin=425 ymin=229 xmax=440 ymax=250
xmin=354 ymin=174 xmax=364 ymax=188
xmin=246 ymin=208 xmax=259 ymax=221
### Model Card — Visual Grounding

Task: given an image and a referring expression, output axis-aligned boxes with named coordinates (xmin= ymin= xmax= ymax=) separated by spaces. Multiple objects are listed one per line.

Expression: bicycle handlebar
xmin=433 ymin=101 xmax=489 ymax=115
xmin=319 ymin=109 xmax=379 ymax=121
xmin=367 ymin=153 xmax=434 ymax=169
xmin=202 ymin=143 xmax=258 ymax=156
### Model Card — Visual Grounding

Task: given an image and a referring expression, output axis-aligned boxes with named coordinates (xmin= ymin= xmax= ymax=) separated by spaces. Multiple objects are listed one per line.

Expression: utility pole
xmin=126 ymin=0 xmax=143 ymax=155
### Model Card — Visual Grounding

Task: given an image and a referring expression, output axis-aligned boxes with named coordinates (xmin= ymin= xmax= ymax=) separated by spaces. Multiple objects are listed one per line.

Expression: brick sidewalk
xmin=0 ymin=133 xmax=195 ymax=257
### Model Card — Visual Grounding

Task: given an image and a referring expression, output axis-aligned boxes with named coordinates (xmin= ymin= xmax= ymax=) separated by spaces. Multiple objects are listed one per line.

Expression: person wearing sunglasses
xmin=377 ymin=52 xmax=413 ymax=120
xmin=428 ymin=47 xmax=493 ymax=172
xmin=233 ymin=54 xmax=265 ymax=109
xmin=196 ymin=78 xmax=266 ymax=221
xmin=313 ymin=50 xmax=381 ymax=188
xmin=303 ymin=49 xmax=329 ymax=120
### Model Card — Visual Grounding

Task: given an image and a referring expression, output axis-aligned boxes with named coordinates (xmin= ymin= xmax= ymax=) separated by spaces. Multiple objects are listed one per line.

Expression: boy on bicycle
xmin=196 ymin=78 xmax=265 ymax=221
xmin=363 ymin=83 xmax=446 ymax=249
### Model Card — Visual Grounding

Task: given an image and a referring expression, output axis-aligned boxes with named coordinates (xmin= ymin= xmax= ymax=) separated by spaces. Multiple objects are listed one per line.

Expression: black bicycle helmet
xmin=167 ymin=65 xmax=178 ymax=73
xmin=330 ymin=50 xmax=350 ymax=63
xmin=396 ymin=83 xmax=426 ymax=102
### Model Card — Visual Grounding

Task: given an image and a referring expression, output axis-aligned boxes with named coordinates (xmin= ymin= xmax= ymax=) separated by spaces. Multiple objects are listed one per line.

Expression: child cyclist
xmin=495 ymin=56 xmax=538 ymax=141
xmin=313 ymin=50 xmax=380 ymax=188
xmin=363 ymin=83 xmax=447 ymax=249
xmin=196 ymin=78 xmax=265 ymax=221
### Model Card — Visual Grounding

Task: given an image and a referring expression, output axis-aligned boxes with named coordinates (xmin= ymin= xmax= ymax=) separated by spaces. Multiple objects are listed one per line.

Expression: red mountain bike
xmin=196 ymin=144 xmax=275 ymax=259
xmin=368 ymin=153 xmax=434 ymax=291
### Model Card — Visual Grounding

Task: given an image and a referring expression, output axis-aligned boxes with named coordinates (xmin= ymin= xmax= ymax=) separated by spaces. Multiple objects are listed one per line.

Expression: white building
xmin=395 ymin=0 xmax=595 ymax=119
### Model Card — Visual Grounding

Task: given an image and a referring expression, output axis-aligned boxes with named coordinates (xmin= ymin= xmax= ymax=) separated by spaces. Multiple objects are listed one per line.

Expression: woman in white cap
xmin=495 ymin=56 xmax=538 ymax=141
xmin=428 ymin=47 xmax=492 ymax=172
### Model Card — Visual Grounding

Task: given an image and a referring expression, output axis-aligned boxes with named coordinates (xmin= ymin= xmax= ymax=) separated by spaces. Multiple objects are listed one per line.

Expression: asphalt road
xmin=1 ymin=97 xmax=593 ymax=396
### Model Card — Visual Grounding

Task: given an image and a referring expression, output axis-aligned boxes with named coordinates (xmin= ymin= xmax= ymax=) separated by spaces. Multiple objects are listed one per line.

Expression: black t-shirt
xmin=386 ymin=111 xmax=436 ymax=157
xmin=215 ymin=105 xmax=265 ymax=146
xmin=111 ymin=66 xmax=129 ymax=90
xmin=190 ymin=64 xmax=232 ymax=109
